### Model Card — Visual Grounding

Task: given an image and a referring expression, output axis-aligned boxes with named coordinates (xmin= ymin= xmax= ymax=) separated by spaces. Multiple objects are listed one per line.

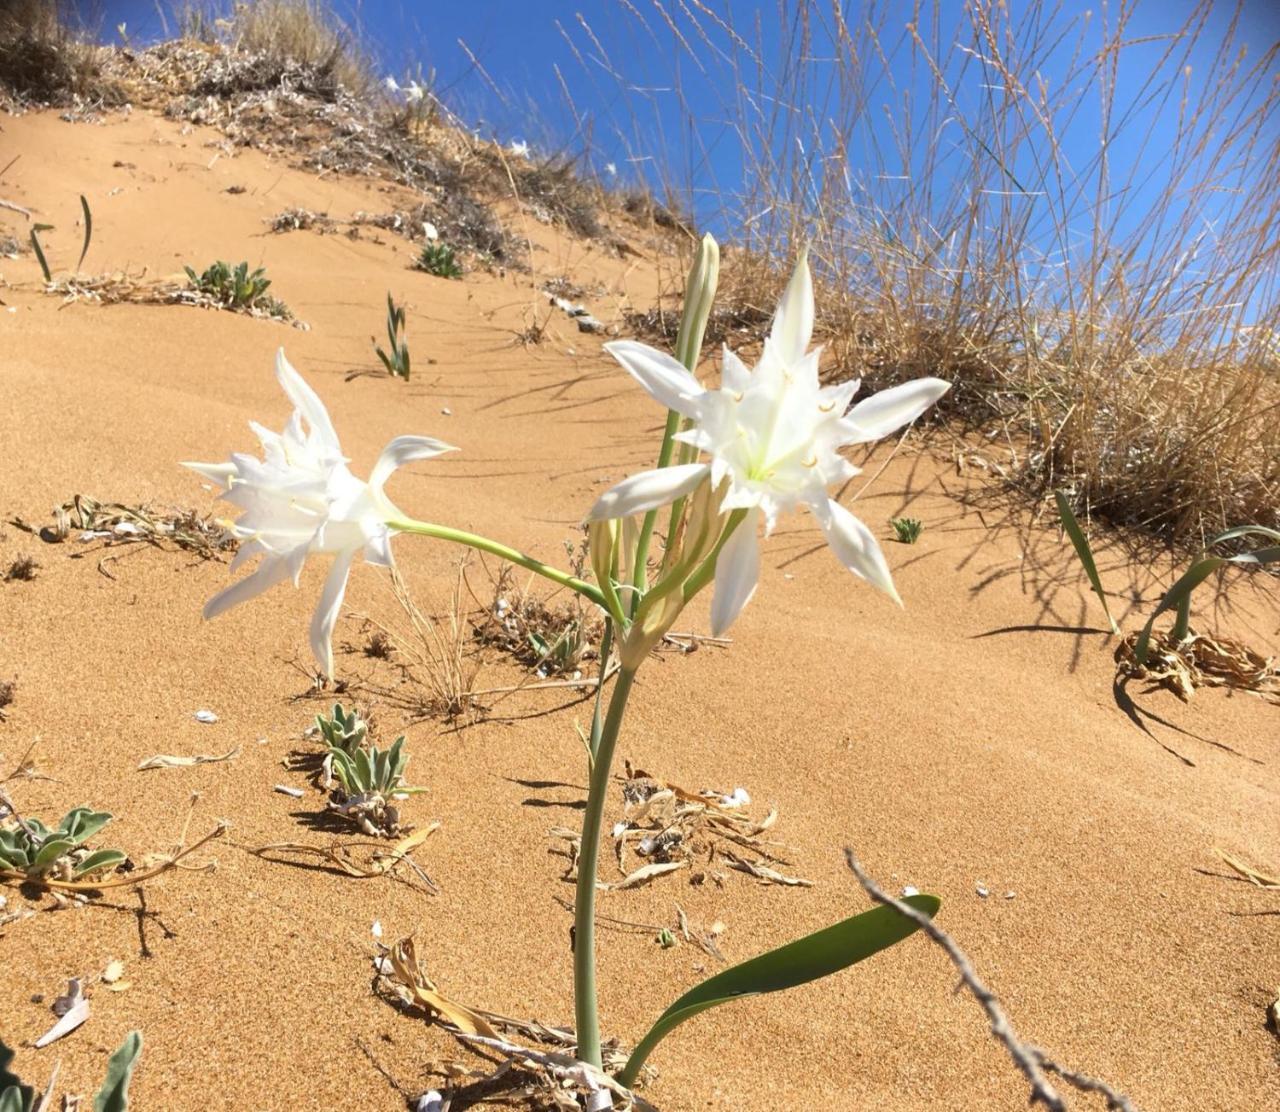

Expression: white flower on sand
xmin=510 ymin=139 xmax=530 ymax=159
xmin=184 ymin=350 xmax=454 ymax=678
xmin=384 ymin=75 xmax=400 ymax=93
xmin=423 ymin=221 xmax=439 ymax=242
xmin=406 ymin=81 xmax=425 ymax=104
xmin=587 ymin=250 xmax=950 ymax=635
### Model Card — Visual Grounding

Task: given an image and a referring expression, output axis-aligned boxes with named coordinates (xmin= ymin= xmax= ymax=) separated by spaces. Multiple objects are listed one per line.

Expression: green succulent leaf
xmin=73 ymin=849 xmax=128 ymax=879
xmin=32 ymin=837 xmax=75 ymax=872
xmin=93 ymin=1031 xmax=142 ymax=1112
xmin=617 ymin=894 xmax=941 ymax=1087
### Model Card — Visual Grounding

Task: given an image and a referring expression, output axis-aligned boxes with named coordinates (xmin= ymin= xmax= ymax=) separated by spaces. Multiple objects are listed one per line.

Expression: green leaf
xmin=29 ymin=225 xmax=52 ymax=283
xmin=0 ymin=1038 xmax=35 ymax=1112
xmin=1053 ymin=491 xmax=1119 ymax=635
xmin=93 ymin=1031 xmax=142 ymax=1112
xmin=60 ymin=807 xmax=113 ymax=845
xmin=73 ymin=849 xmax=127 ymax=879
xmin=1208 ymin=524 xmax=1280 ymax=547
xmin=1134 ymin=544 xmax=1280 ymax=664
xmin=32 ymin=837 xmax=74 ymax=872
xmin=77 ymin=194 xmax=92 ymax=273
xmin=617 ymin=894 xmax=940 ymax=1087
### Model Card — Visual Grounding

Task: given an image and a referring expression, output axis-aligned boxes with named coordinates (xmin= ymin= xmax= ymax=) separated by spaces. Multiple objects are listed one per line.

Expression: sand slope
xmin=1 ymin=108 xmax=1277 ymax=1111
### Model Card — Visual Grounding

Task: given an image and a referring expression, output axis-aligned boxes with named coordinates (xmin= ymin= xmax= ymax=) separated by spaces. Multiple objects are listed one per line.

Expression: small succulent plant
xmin=415 ymin=241 xmax=462 ymax=279
xmin=315 ymin=702 xmax=369 ymax=757
xmin=0 ymin=807 xmax=126 ymax=881
xmin=890 ymin=517 xmax=923 ymax=544
xmin=327 ymin=735 xmax=421 ymax=837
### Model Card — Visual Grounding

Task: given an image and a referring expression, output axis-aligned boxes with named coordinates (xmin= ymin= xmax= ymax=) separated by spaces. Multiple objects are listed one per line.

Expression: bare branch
xmin=845 ymin=849 xmax=1137 ymax=1112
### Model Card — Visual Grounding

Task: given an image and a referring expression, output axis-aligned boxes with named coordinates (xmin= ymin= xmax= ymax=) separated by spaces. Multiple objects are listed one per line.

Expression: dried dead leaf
xmin=723 ymin=852 xmax=812 ymax=887
xmin=1216 ymin=849 xmax=1280 ymax=889
xmin=36 ymin=993 xmax=89 ymax=1048
xmin=137 ymin=746 xmax=240 ymax=770
xmin=604 ymin=860 xmax=687 ymax=890
xmin=388 ymin=937 xmax=500 ymax=1038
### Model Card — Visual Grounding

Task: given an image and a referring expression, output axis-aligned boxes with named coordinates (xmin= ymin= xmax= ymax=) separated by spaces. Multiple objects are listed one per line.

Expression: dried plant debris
xmin=267 ymin=207 xmax=334 ymax=233
xmin=250 ymin=824 xmax=439 ymax=892
xmin=2 ymin=555 xmax=37 ymax=581
xmin=474 ymin=553 xmax=602 ymax=678
xmin=1116 ymin=628 xmax=1280 ymax=703
xmin=553 ymin=763 xmax=806 ymax=890
xmin=137 ymin=747 xmax=240 ymax=771
xmin=380 ymin=937 xmax=652 ymax=1111
xmin=18 ymin=493 xmax=236 ymax=560
xmin=1215 ymin=849 xmax=1280 ymax=890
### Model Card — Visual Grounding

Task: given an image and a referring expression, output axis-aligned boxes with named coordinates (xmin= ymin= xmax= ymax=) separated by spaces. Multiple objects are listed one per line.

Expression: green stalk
xmin=573 ymin=665 xmax=637 ymax=1067
xmin=388 ymin=518 xmax=606 ymax=610
xmin=588 ymin=619 xmax=614 ymax=760
xmin=682 ymin=508 xmax=748 ymax=601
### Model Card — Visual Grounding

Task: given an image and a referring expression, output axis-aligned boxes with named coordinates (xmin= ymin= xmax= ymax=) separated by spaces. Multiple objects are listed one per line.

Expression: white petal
xmin=364 ymin=528 xmax=394 ymax=568
xmin=710 ymin=509 xmax=760 ymax=636
xmin=814 ymin=498 xmax=901 ymax=604
xmin=369 ymin=434 xmax=456 ymax=495
xmin=183 ymin=460 xmax=237 ymax=488
xmin=768 ymin=248 xmax=813 ymax=364
xmin=586 ymin=463 xmax=710 ymax=521
xmin=720 ymin=346 xmax=752 ymax=393
xmin=310 ymin=549 xmax=355 ymax=679
xmin=275 ymin=349 xmax=341 ymax=455
xmin=228 ymin=536 xmax=267 ymax=574
xmin=203 ymin=555 xmax=295 ymax=620
xmin=604 ymin=340 xmax=704 ymax=417
xmin=841 ymin=377 xmax=950 ymax=443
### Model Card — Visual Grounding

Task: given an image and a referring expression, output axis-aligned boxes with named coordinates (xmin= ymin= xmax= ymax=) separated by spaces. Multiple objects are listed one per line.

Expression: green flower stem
xmin=588 ymin=619 xmax=614 ymax=760
xmin=388 ymin=518 xmax=607 ymax=610
xmin=630 ymin=411 xmax=683 ymax=610
xmin=573 ymin=664 xmax=638 ymax=1067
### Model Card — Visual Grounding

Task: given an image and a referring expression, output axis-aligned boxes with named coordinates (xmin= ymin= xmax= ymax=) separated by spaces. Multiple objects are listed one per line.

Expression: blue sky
xmin=80 ymin=2 xmax=1279 ymax=326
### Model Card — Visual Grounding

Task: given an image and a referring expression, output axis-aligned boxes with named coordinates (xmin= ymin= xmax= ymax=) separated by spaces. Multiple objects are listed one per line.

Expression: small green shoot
xmin=1053 ymin=491 xmax=1121 ymax=635
xmin=890 ymin=517 xmax=923 ymax=544
xmin=315 ymin=702 xmax=369 ymax=757
xmin=416 ymin=241 xmax=462 ymax=279
xmin=0 ymin=807 xmax=127 ymax=882
xmin=1133 ymin=524 xmax=1280 ymax=664
xmin=375 ymin=293 xmax=411 ymax=379
xmin=327 ymin=735 xmax=423 ymax=836
xmin=30 ymin=223 xmax=53 ymax=283
xmin=656 ymin=927 xmax=677 ymax=949
xmin=78 ymin=194 xmax=93 ymax=272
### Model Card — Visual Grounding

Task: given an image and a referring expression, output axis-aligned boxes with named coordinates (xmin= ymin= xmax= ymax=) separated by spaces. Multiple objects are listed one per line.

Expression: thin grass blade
xmin=1054 ymin=491 xmax=1120 ymax=635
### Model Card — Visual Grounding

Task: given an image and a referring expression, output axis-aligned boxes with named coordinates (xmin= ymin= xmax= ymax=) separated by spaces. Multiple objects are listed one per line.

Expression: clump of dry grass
xmin=2 ymin=556 xmax=38 ymax=582
xmin=0 ymin=0 xmax=122 ymax=106
xmin=577 ymin=1 xmax=1280 ymax=545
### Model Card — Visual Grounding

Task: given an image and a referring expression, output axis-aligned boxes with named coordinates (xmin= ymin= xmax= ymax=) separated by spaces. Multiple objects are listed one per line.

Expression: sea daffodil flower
xmin=184 ymin=350 xmax=454 ymax=678
xmin=587 ymin=250 xmax=950 ymax=634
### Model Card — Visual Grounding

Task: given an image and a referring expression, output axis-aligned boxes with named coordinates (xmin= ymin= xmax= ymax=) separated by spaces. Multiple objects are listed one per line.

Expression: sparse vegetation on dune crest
xmin=577 ymin=0 xmax=1280 ymax=545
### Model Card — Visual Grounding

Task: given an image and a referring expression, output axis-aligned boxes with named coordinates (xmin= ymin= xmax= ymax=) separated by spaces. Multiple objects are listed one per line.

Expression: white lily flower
xmin=423 ymin=221 xmax=439 ymax=242
xmin=605 ymin=162 xmax=617 ymax=177
xmin=588 ymin=250 xmax=950 ymax=635
xmin=184 ymin=350 xmax=455 ymax=678
xmin=510 ymin=139 xmax=530 ymax=159
xmin=384 ymin=75 xmax=400 ymax=93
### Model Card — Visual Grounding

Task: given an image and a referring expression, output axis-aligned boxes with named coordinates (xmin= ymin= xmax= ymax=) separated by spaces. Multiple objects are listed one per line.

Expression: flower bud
xmin=674 ymin=233 xmax=720 ymax=370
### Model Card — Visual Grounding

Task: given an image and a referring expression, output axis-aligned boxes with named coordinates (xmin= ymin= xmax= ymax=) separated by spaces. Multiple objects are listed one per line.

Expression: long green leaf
xmin=1134 ymin=545 xmax=1280 ymax=664
xmin=77 ymin=194 xmax=92 ymax=273
xmin=33 ymin=837 xmax=74 ymax=871
xmin=1209 ymin=524 xmax=1280 ymax=547
xmin=1053 ymin=492 xmax=1120 ymax=635
xmin=93 ymin=1031 xmax=142 ymax=1112
xmin=617 ymin=894 xmax=940 ymax=1087
xmin=29 ymin=224 xmax=53 ymax=283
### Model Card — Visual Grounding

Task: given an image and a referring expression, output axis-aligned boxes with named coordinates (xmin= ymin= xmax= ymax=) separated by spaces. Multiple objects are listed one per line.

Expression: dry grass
xmin=576 ymin=0 xmax=1280 ymax=545
xmin=0 ymin=0 xmax=122 ymax=106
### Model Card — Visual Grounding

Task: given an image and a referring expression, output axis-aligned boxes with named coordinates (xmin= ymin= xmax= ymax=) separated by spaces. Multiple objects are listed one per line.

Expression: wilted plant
xmin=0 ymin=806 xmax=126 ymax=881
xmin=374 ymin=292 xmax=411 ymax=379
xmin=415 ymin=241 xmax=462 ymax=280
xmin=184 ymin=260 xmax=283 ymax=314
xmin=327 ymin=735 xmax=420 ymax=837
xmin=314 ymin=702 xmax=368 ymax=756
xmin=890 ymin=518 xmax=922 ymax=545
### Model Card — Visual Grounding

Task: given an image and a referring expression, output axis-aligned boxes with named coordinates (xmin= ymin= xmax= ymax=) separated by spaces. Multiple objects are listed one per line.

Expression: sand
xmin=1 ymin=107 xmax=1277 ymax=1111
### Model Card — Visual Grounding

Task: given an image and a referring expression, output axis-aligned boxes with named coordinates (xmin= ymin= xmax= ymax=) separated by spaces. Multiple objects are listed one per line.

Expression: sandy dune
xmin=1 ymin=108 xmax=1277 ymax=1110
